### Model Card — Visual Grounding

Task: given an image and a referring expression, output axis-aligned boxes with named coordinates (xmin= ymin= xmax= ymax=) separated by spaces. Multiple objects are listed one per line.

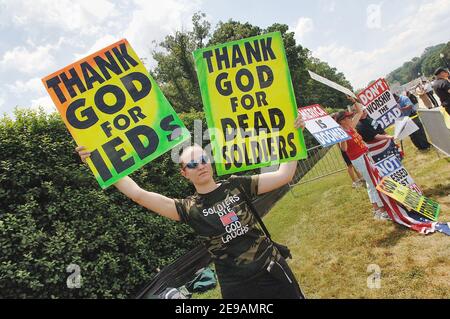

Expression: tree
xmin=386 ymin=42 xmax=449 ymax=84
xmin=152 ymin=12 xmax=211 ymax=113
xmin=153 ymin=14 xmax=354 ymax=114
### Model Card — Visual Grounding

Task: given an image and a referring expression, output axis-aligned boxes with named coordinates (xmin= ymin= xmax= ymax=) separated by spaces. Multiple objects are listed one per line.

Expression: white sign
xmin=299 ymin=104 xmax=351 ymax=147
xmin=394 ymin=116 xmax=419 ymax=140
xmin=357 ymin=78 xmax=402 ymax=129
xmin=308 ymin=70 xmax=357 ymax=98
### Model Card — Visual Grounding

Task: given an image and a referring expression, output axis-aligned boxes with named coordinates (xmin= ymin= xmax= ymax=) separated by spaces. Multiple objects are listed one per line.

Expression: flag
xmin=220 ymin=212 xmax=239 ymax=226
xmin=362 ymin=154 xmax=445 ymax=235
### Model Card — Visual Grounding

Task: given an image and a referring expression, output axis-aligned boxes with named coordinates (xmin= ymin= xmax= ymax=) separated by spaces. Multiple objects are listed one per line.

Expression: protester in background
xmin=393 ymin=93 xmax=431 ymax=151
xmin=423 ymin=80 xmax=439 ymax=108
xmin=334 ymin=99 xmax=390 ymax=221
xmin=406 ymin=91 xmax=419 ymax=109
xmin=340 ymin=149 xmax=364 ymax=188
xmin=415 ymin=83 xmax=433 ymax=109
xmin=355 ymin=107 xmax=402 ymax=163
xmin=432 ymin=67 xmax=450 ymax=115
xmin=75 ymin=116 xmax=306 ymax=300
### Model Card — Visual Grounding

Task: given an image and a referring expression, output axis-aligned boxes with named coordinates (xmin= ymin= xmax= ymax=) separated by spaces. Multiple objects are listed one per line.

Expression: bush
xmin=0 ymin=108 xmax=203 ymax=298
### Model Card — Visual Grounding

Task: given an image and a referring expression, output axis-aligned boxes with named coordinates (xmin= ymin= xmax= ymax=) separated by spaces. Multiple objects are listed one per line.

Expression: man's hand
xmin=294 ymin=111 xmax=306 ymax=130
xmin=74 ymin=145 xmax=180 ymax=221
xmin=346 ymin=95 xmax=359 ymax=104
xmin=75 ymin=146 xmax=91 ymax=163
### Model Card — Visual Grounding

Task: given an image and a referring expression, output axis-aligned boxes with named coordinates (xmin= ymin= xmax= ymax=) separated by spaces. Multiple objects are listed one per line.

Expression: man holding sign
xmin=68 ymin=35 xmax=307 ymax=300
xmin=393 ymin=93 xmax=431 ymax=151
xmin=299 ymin=104 xmax=350 ymax=147
xmin=76 ymin=111 xmax=306 ymax=299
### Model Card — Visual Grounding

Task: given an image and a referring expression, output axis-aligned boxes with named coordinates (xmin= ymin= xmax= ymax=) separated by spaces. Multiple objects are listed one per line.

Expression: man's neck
xmin=195 ymin=179 xmax=220 ymax=195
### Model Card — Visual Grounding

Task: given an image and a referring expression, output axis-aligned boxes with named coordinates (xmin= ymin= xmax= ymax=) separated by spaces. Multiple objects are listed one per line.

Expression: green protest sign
xmin=193 ymin=32 xmax=307 ymax=176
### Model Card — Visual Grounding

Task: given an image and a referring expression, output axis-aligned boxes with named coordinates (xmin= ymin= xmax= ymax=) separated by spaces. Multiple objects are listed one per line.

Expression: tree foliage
xmin=387 ymin=42 xmax=450 ymax=85
xmin=153 ymin=14 xmax=353 ymax=114
xmin=0 ymin=109 xmax=203 ymax=298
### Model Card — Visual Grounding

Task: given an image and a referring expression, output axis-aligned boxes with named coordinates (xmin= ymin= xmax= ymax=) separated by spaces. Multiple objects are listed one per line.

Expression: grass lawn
xmin=195 ymin=139 xmax=450 ymax=299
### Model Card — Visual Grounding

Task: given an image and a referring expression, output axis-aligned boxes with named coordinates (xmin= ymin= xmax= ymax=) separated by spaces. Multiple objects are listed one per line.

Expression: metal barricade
xmin=290 ymin=144 xmax=347 ymax=188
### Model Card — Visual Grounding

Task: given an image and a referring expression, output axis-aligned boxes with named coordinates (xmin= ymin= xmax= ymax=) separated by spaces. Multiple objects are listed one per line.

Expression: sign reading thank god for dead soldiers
xmin=193 ymin=32 xmax=307 ymax=176
xmin=42 ymin=39 xmax=190 ymax=189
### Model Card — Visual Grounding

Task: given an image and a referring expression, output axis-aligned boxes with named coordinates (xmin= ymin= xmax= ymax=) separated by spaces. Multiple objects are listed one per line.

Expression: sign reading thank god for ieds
xmin=42 ymin=39 xmax=190 ymax=189
xmin=193 ymin=32 xmax=307 ymax=175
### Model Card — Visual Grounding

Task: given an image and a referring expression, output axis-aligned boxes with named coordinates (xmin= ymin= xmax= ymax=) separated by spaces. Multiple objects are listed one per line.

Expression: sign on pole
xmin=308 ymin=70 xmax=356 ymax=98
xmin=193 ymin=32 xmax=307 ymax=176
xmin=42 ymin=39 xmax=190 ymax=189
xmin=299 ymin=104 xmax=350 ymax=147
xmin=357 ymin=78 xmax=401 ymax=129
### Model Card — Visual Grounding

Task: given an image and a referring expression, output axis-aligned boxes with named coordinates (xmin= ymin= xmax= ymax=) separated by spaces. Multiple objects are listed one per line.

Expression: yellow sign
xmin=42 ymin=39 xmax=190 ymax=188
xmin=377 ymin=177 xmax=440 ymax=221
xmin=193 ymin=32 xmax=307 ymax=175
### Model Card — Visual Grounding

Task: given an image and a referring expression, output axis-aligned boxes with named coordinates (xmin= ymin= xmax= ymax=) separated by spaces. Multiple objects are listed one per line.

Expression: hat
xmin=434 ymin=67 xmax=448 ymax=76
xmin=334 ymin=111 xmax=353 ymax=123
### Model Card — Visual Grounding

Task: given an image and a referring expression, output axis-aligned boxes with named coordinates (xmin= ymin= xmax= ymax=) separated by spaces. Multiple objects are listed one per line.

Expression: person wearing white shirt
xmin=422 ymin=80 xmax=439 ymax=107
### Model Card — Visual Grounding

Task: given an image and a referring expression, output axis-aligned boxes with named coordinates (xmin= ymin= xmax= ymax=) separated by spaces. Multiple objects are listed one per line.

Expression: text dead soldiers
xmin=201 ymin=37 xmax=297 ymax=170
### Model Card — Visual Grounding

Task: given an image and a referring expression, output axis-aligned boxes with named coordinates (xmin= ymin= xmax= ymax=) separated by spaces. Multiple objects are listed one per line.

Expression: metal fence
xmin=290 ymin=144 xmax=347 ymax=188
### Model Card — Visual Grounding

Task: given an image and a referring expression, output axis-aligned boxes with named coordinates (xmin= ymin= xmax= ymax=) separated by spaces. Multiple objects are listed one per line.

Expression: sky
xmin=0 ymin=0 xmax=449 ymax=116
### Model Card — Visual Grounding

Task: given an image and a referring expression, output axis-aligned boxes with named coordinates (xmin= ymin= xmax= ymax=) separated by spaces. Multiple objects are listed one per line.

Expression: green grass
xmin=194 ymin=139 xmax=450 ymax=299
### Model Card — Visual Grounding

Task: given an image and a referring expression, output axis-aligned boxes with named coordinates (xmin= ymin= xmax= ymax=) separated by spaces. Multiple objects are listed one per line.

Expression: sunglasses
xmin=182 ymin=155 xmax=209 ymax=170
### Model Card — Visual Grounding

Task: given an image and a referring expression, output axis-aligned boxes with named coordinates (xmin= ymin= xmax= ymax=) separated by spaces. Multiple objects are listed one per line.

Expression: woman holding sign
xmin=76 ymin=115 xmax=306 ymax=299
xmin=334 ymin=98 xmax=390 ymax=221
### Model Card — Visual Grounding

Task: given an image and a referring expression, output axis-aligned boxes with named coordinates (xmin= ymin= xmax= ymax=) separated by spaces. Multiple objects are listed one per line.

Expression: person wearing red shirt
xmin=334 ymin=98 xmax=390 ymax=221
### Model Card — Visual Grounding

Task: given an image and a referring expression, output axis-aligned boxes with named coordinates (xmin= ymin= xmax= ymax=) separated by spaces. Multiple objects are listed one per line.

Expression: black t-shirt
xmin=433 ymin=79 xmax=450 ymax=107
xmin=356 ymin=117 xmax=385 ymax=143
xmin=407 ymin=93 xmax=418 ymax=105
xmin=174 ymin=175 xmax=280 ymax=286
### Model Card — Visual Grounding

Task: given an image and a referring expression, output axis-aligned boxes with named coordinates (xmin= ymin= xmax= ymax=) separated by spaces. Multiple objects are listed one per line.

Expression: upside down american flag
xmin=362 ymin=153 xmax=450 ymax=236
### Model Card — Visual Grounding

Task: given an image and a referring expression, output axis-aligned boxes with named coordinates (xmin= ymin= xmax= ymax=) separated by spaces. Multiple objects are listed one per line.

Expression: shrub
xmin=0 ymin=108 xmax=203 ymax=298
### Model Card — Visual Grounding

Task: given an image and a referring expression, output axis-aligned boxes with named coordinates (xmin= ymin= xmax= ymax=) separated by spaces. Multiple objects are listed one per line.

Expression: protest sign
xmin=374 ymin=155 xmax=421 ymax=194
xmin=42 ymin=39 xmax=190 ymax=189
xmin=377 ymin=178 xmax=440 ymax=221
xmin=193 ymin=32 xmax=307 ymax=176
xmin=440 ymin=106 xmax=450 ymax=130
xmin=357 ymin=78 xmax=401 ymax=129
xmin=394 ymin=116 xmax=419 ymax=140
xmin=308 ymin=70 xmax=356 ymax=98
xmin=299 ymin=104 xmax=350 ymax=147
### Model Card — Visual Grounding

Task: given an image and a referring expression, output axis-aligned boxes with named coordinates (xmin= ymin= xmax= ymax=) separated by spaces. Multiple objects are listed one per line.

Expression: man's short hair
xmin=434 ymin=67 xmax=449 ymax=76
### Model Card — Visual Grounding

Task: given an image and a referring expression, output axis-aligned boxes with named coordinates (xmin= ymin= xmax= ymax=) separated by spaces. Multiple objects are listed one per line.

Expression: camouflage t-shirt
xmin=174 ymin=175 xmax=279 ymax=285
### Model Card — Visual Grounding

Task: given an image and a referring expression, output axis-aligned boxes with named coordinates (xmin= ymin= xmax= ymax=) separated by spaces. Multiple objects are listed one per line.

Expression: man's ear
xmin=180 ymin=168 xmax=187 ymax=178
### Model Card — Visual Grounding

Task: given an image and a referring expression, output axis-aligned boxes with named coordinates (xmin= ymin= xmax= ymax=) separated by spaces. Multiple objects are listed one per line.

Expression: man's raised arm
xmin=76 ymin=146 xmax=180 ymax=221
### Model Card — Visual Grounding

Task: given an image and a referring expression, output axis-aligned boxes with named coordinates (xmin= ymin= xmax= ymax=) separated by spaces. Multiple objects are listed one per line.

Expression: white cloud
xmin=7 ymin=77 xmax=44 ymax=95
xmin=4 ymin=0 xmax=118 ymax=36
xmin=31 ymin=95 xmax=56 ymax=113
xmin=74 ymin=0 xmax=203 ymax=66
xmin=123 ymin=0 xmax=202 ymax=61
xmin=0 ymin=94 xmax=5 ymax=110
xmin=312 ymin=0 xmax=450 ymax=88
xmin=0 ymin=44 xmax=57 ymax=74
xmin=74 ymin=34 xmax=119 ymax=60
xmin=320 ymin=0 xmax=336 ymax=12
xmin=292 ymin=17 xmax=314 ymax=42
